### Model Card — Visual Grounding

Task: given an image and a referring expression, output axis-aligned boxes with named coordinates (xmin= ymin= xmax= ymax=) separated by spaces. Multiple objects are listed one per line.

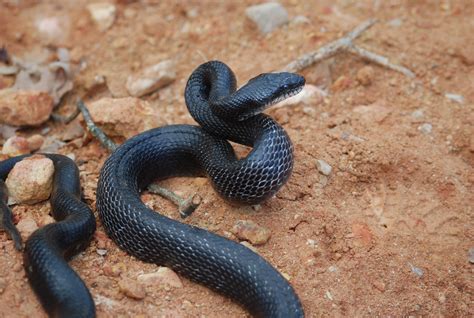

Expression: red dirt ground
xmin=0 ymin=1 xmax=472 ymax=317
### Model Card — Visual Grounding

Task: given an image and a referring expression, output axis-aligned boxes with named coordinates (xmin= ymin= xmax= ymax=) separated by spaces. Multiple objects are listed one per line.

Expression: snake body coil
xmin=97 ymin=61 xmax=305 ymax=317
xmin=0 ymin=154 xmax=96 ymax=317
xmin=0 ymin=61 xmax=304 ymax=317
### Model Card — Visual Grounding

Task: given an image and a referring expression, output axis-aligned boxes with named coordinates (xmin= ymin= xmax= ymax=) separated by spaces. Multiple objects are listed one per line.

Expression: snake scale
xmin=0 ymin=61 xmax=305 ymax=317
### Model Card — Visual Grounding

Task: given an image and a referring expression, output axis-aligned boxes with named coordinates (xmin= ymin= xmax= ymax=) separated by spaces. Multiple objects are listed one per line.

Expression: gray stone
xmin=468 ymin=247 xmax=474 ymax=264
xmin=245 ymin=2 xmax=289 ymax=34
xmin=126 ymin=60 xmax=176 ymax=97
xmin=388 ymin=18 xmax=403 ymax=27
xmin=87 ymin=3 xmax=116 ymax=32
xmin=316 ymin=159 xmax=332 ymax=176
xmin=445 ymin=93 xmax=464 ymax=104
xmin=96 ymin=249 xmax=108 ymax=256
xmin=411 ymin=109 xmax=424 ymax=120
xmin=418 ymin=123 xmax=432 ymax=134
xmin=409 ymin=263 xmax=424 ymax=278
xmin=292 ymin=15 xmax=310 ymax=25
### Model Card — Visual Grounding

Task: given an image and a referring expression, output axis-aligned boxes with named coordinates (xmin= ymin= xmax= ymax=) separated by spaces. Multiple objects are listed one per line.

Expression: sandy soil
xmin=0 ymin=1 xmax=473 ymax=317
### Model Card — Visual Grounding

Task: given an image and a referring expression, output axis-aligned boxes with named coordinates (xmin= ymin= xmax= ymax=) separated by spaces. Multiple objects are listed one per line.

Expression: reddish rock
xmin=137 ymin=267 xmax=183 ymax=288
xmin=231 ymin=220 xmax=271 ymax=245
xmin=372 ymin=279 xmax=386 ymax=292
xmin=26 ymin=134 xmax=45 ymax=152
xmin=5 ymin=155 xmax=54 ymax=204
xmin=16 ymin=217 xmax=38 ymax=238
xmin=0 ymin=89 xmax=54 ymax=126
xmin=2 ymin=136 xmax=30 ymax=156
xmin=118 ymin=278 xmax=146 ymax=300
xmin=103 ymin=262 xmax=126 ymax=277
xmin=86 ymin=97 xmax=161 ymax=139
xmin=351 ymin=223 xmax=374 ymax=247
xmin=356 ymin=66 xmax=375 ymax=86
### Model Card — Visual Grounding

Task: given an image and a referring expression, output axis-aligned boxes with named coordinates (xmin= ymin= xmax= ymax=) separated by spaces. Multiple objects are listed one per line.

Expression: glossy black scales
xmin=97 ymin=61 xmax=305 ymax=317
xmin=0 ymin=154 xmax=96 ymax=317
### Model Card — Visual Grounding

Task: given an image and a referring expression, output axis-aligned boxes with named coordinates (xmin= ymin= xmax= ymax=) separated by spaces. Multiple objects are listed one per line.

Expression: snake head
xmin=208 ymin=71 xmax=305 ymax=122
xmin=235 ymin=72 xmax=305 ymax=121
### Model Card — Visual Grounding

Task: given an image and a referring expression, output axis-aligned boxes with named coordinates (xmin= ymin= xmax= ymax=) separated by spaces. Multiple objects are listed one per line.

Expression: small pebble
xmin=388 ymin=18 xmax=403 ymax=27
xmin=418 ymin=123 xmax=432 ymax=134
xmin=411 ymin=109 xmax=424 ymax=120
xmin=87 ymin=3 xmax=116 ymax=32
xmin=39 ymin=136 xmax=66 ymax=153
xmin=468 ymin=247 xmax=474 ymax=264
xmin=409 ymin=263 xmax=424 ymax=278
xmin=444 ymin=93 xmax=464 ymax=104
xmin=103 ymin=262 xmax=126 ymax=277
xmin=2 ymin=136 xmax=30 ymax=156
xmin=292 ymin=15 xmax=310 ymax=25
xmin=325 ymin=291 xmax=334 ymax=300
xmin=27 ymin=134 xmax=45 ymax=152
xmin=96 ymin=249 xmax=108 ymax=256
xmin=16 ymin=217 xmax=39 ymax=238
xmin=245 ymin=2 xmax=289 ymax=34
xmin=316 ymin=159 xmax=332 ymax=176
xmin=118 ymin=278 xmax=146 ymax=300
xmin=327 ymin=265 xmax=338 ymax=273
xmin=281 ymin=272 xmax=291 ymax=281
xmin=231 ymin=220 xmax=271 ymax=245
xmin=13 ymin=263 xmax=23 ymax=272
xmin=137 ymin=267 xmax=183 ymax=288
xmin=372 ymin=280 xmax=386 ymax=292
xmin=356 ymin=66 xmax=374 ymax=86
xmin=0 ymin=278 xmax=6 ymax=294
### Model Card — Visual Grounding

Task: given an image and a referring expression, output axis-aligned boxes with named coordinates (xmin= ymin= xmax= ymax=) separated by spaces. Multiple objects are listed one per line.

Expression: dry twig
xmin=282 ymin=19 xmax=415 ymax=78
xmin=51 ymin=107 xmax=81 ymax=124
xmin=76 ymin=100 xmax=201 ymax=216
xmin=77 ymin=100 xmax=117 ymax=152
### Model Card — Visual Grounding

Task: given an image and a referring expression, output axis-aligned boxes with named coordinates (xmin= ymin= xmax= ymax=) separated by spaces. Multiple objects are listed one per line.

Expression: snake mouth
xmin=267 ymin=84 xmax=305 ymax=106
xmin=237 ymin=83 xmax=305 ymax=121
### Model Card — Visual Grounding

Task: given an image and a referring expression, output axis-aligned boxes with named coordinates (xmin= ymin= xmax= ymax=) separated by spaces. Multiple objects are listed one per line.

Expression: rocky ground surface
xmin=0 ymin=1 xmax=473 ymax=317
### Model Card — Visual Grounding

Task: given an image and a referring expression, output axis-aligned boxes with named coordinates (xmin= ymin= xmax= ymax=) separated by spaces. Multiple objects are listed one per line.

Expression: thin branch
xmin=76 ymin=100 xmax=201 ymax=215
xmin=148 ymin=184 xmax=202 ymax=218
xmin=348 ymin=45 xmax=415 ymax=78
xmin=77 ymin=100 xmax=117 ymax=152
xmin=51 ymin=107 xmax=81 ymax=124
xmin=282 ymin=19 xmax=415 ymax=78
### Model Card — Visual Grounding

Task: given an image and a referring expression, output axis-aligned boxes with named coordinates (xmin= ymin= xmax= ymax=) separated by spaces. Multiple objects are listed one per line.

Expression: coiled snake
xmin=0 ymin=61 xmax=305 ymax=317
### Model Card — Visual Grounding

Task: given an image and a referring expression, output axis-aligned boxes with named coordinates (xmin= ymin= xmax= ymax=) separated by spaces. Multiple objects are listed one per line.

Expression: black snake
xmin=0 ymin=61 xmax=305 ymax=317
